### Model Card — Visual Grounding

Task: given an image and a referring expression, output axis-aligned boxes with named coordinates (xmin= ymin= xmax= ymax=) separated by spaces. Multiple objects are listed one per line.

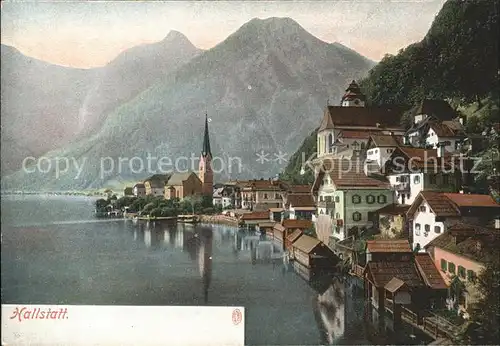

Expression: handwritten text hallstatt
xmin=9 ymin=307 xmax=69 ymax=322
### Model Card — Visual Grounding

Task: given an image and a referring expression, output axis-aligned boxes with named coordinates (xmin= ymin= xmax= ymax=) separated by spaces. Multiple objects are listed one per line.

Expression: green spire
xmin=202 ymin=113 xmax=212 ymax=157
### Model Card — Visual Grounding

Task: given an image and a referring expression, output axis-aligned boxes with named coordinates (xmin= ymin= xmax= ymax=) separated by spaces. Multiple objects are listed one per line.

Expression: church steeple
xmin=199 ymin=113 xmax=213 ymax=196
xmin=340 ymin=80 xmax=366 ymax=107
xmin=202 ymin=113 xmax=212 ymax=158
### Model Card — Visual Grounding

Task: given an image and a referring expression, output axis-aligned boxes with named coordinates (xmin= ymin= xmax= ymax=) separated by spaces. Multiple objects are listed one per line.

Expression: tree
xmin=95 ymin=198 xmax=108 ymax=212
xmin=467 ymin=256 xmax=500 ymax=344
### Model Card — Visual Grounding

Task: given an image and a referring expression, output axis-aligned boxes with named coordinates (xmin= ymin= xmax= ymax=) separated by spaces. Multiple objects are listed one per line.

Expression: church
xmin=164 ymin=114 xmax=214 ymax=200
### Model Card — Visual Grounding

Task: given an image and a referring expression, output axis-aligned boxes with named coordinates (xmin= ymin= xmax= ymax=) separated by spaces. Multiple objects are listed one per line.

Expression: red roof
xmin=366 ymin=240 xmax=412 ymax=253
xmin=282 ymin=219 xmax=313 ymax=230
xmin=375 ymin=204 xmax=410 ymax=215
xmin=414 ymin=253 xmax=448 ymax=290
xmin=339 ymin=130 xmax=372 ymax=139
xmin=240 ymin=211 xmax=270 ymax=221
xmin=443 ymin=193 xmax=499 ymax=208
xmin=286 ymin=194 xmax=315 ymax=208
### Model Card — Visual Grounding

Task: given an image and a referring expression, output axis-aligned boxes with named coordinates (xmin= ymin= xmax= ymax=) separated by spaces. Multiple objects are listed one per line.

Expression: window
xmin=448 ymin=262 xmax=456 ymax=274
xmin=320 ymin=196 xmax=324 ymax=202
xmin=352 ymin=195 xmax=361 ymax=204
xmin=375 ymin=149 xmax=379 ymax=154
xmin=425 ymin=224 xmax=430 ymax=232
xmin=458 ymin=266 xmax=466 ymax=279
xmin=440 ymin=259 xmax=447 ymax=272
xmin=429 ymin=174 xmax=436 ymax=184
xmin=361 ymin=142 xmax=366 ymax=150
xmin=275 ymin=193 xmax=280 ymax=199
xmin=353 ymin=212 xmax=362 ymax=221
xmin=415 ymin=223 xmax=421 ymax=236
xmin=377 ymin=195 xmax=387 ymax=204
xmin=366 ymin=195 xmax=375 ymax=204
xmin=335 ymin=196 xmax=340 ymax=203
xmin=467 ymin=270 xmax=476 ymax=282
xmin=413 ymin=175 xmax=421 ymax=184
xmin=434 ymin=226 xmax=441 ymax=233
xmin=419 ymin=205 xmax=427 ymax=212
xmin=335 ymin=212 xmax=340 ymax=219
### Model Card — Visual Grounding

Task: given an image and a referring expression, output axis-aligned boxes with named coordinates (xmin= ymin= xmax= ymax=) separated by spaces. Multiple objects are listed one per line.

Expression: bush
xmin=203 ymin=207 xmax=215 ymax=214
xmin=150 ymin=208 xmax=162 ymax=218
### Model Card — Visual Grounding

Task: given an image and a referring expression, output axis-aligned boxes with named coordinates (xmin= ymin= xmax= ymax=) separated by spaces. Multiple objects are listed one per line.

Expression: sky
xmin=1 ymin=0 xmax=447 ymax=69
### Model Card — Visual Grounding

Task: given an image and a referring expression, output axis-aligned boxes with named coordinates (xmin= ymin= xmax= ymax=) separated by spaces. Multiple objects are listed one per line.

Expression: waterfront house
xmin=312 ymin=158 xmax=394 ymax=242
xmin=240 ymin=211 xmax=270 ymax=229
xmin=363 ymin=239 xmax=447 ymax=330
xmin=269 ymin=207 xmax=284 ymax=222
xmin=373 ymin=204 xmax=410 ymax=239
xmin=291 ymin=234 xmax=339 ymax=269
xmin=132 ymin=183 xmax=146 ymax=197
xmin=425 ymin=222 xmax=500 ymax=314
xmin=144 ymin=174 xmax=171 ymax=196
xmin=284 ymin=193 xmax=316 ymax=220
xmin=164 ymin=172 xmax=202 ymax=200
xmin=257 ymin=221 xmax=276 ymax=237
xmin=212 ymin=186 xmax=233 ymax=209
xmin=285 ymin=229 xmax=303 ymax=256
xmin=240 ymin=179 xmax=284 ymax=211
xmin=406 ymin=191 xmax=500 ymax=251
xmin=272 ymin=219 xmax=313 ymax=250
xmin=384 ymin=146 xmax=461 ymax=206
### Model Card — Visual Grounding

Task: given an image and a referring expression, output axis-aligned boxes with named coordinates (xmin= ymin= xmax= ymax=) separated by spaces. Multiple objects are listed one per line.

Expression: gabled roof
xmin=286 ymin=229 xmax=303 ymax=243
xmin=364 ymin=261 xmax=424 ymax=288
xmin=429 ymin=120 xmax=465 ymax=138
xmin=313 ymin=158 xmax=390 ymax=191
xmin=413 ymin=99 xmax=458 ymax=121
xmin=366 ymin=240 xmax=412 ymax=253
xmin=133 ymin=183 xmax=145 ymax=189
xmin=318 ymin=105 xmax=408 ymax=132
xmin=286 ymin=194 xmax=315 ymax=208
xmin=292 ymin=235 xmax=322 ymax=254
xmin=407 ymin=191 xmax=460 ymax=218
xmin=273 ymin=223 xmax=286 ymax=232
xmin=374 ymin=204 xmax=410 ymax=215
xmin=286 ymin=184 xmax=312 ymax=194
xmin=339 ymin=130 xmax=372 ymax=139
xmin=425 ymin=223 xmax=500 ymax=264
xmin=407 ymin=191 xmax=499 ymax=218
xmin=258 ymin=221 xmax=276 ymax=228
xmin=167 ymin=172 xmax=199 ymax=186
xmin=282 ymin=219 xmax=313 ymax=230
xmin=385 ymin=147 xmax=452 ymax=173
xmin=414 ymin=253 xmax=448 ymax=290
xmin=241 ymin=179 xmax=282 ymax=191
xmin=368 ymin=134 xmax=403 ymax=148
xmin=240 ymin=211 xmax=270 ymax=221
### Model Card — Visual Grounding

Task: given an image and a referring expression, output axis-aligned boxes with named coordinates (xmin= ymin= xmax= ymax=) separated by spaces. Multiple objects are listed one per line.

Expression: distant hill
xmin=2 ymin=17 xmax=375 ymax=190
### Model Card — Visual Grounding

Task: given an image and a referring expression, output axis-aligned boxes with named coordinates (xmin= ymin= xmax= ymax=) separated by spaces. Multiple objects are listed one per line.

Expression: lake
xmin=1 ymin=195 xmax=426 ymax=345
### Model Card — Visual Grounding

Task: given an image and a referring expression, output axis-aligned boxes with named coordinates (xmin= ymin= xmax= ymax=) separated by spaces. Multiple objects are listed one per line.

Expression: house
xmin=257 ymin=221 xmax=276 ymax=237
xmin=132 ymin=183 xmax=146 ymax=197
xmin=405 ymin=99 xmax=462 ymax=147
xmin=239 ymin=179 xmax=284 ymax=211
xmin=365 ymin=134 xmax=404 ymax=169
xmin=317 ymin=80 xmax=407 ymax=159
xmin=272 ymin=219 xmax=313 ymax=250
xmin=144 ymin=174 xmax=171 ymax=196
xmin=123 ymin=186 xmax=133 ymax=196
xmin=384 ymin=146 xmax=461 ymax=205
xmin=312 ymin=158 xmax=394 ymax=241
xmin=212 ymin=186 xmax=232 ymax=208
xmin=223 ymin=181 xmax=242 ymax=209
xmin=284 ymin=193 xmax=316 ymax=220
xmin=425 ymin=120 xmax=466 ymax=153
xmin=373 ymin=204 xmax=410 ymax=239
xmin=406 ymin=191 xmax=500 ymax=251
xmin=240 ymin=211 xmax=270 ymax=228
xmin=363 ymin=239 xmax=447 ymax=330
xmin=285 ymin=229 xmax=303 ymax=256
xmin=269 ymin=207 xmax=284 ymax=222
xmin=164 ymin=172 xmax=202 ymax=200
xmin=291 ymin=234 xmax=339 ymax=269
xmin=425 ymin=222 xmax=500 ymax=314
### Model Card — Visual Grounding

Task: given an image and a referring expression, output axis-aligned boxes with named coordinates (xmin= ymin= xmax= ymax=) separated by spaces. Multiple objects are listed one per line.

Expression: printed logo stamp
xmin=232 ymin=308 xmax=242 ymax=325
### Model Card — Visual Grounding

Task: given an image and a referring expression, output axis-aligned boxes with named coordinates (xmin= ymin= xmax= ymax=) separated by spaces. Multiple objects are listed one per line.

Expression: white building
xmin=365 ymin=134 xmax=402 ymax=169
xmin=312 ymin=159 xmax=395 ymax=241
xmin=212 ymin=187 xmax=232 ymax=208
xmin=132 ymin=183 xmax=146 ymax=197
xmin=407 ymin=191 xmax=500 ymax=251
xmin=285 ymin=194 xmax=316 ymax=220
xmin=383 ymin=146 xmax=461 ymax=205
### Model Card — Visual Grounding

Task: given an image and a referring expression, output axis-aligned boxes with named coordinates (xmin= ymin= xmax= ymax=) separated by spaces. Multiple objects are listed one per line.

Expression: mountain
xmin=77 ymin=31 xmax=202 ymax=136
xmin=0 ymin=45 xmax=95 ymax=174
xmin=1 ymin=31 xmax=202 ymax=175
xmin=2 ymin=17 xmax=375 ymax=190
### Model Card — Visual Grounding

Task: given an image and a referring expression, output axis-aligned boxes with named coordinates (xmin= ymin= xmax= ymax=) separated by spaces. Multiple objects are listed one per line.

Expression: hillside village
xmin=111 ymin=79 xmax=500 ymax=343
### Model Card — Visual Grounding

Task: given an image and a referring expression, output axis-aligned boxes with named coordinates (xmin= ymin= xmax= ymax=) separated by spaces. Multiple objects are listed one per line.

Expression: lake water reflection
xmin=2 ymin=195 xmax=375 ymax=345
